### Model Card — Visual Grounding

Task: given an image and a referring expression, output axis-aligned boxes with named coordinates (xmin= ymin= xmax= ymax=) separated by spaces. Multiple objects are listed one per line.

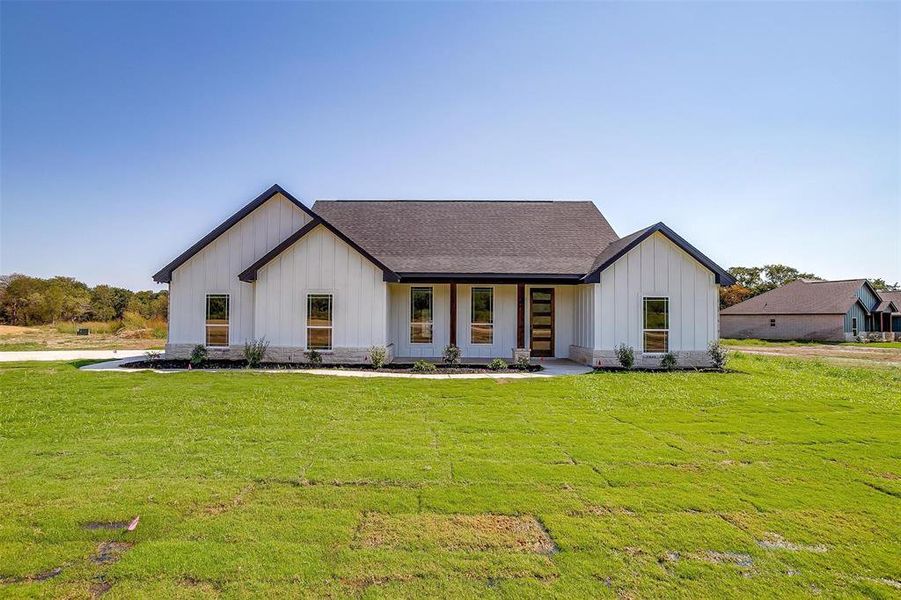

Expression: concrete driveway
xmin=0 ymin=349 xmax=151 ymax=362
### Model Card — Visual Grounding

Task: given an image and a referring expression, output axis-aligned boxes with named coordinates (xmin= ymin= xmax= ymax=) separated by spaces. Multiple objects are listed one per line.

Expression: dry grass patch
xmin=355 ymin=513 xmax=557 ymax=554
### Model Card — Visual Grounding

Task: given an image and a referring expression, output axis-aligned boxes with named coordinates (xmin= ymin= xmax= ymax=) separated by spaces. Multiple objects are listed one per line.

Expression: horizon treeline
xmin=0 ymin=274 xmax=168 ymax=326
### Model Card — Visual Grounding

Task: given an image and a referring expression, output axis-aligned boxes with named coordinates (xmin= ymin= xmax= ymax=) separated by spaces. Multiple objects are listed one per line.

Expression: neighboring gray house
xmin=720 ymin=279 xmax=899 ymax=342
xmin=154 ymin=184 xmax=735 ymax=366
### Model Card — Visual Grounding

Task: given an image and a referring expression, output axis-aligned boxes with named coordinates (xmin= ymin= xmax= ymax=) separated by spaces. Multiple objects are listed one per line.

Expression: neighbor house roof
xmin=720 ymin=279 xmax=872 ymax=315
xmin=311 ymin=199 xmax=619 ymax=276
xmin=874 ymin=291 xmax=900 ymax=313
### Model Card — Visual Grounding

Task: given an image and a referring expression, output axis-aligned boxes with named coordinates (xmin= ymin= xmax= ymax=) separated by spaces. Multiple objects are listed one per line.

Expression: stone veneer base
xmin=165 ymin=344 xmax=388 ymax=365
xmin=569 ymin=345 xmax=713 ymax=368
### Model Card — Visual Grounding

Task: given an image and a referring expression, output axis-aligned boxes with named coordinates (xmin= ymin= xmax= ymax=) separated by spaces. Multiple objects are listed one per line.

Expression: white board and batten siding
xmin=168 ymin=193 xmax=312 ymax=346
xmin=387 ymin=284 xmax=451 ymax=358
xmin=595 ymin=231 xmax=718 ymax=353
xmin=253 ymin=225 xmax=388 ymax=349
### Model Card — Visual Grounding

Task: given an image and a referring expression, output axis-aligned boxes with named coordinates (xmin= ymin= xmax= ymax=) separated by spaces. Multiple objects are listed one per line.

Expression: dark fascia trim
xmin=316 ymin=220 xmax=400 ymax=282
xmin=581 ymin=222 xmax=736 ymax=286
xmin=238 ymin=219 xmax=400 ymax=283
xmin=153 ymin=184 xmax=317 ymax=283
xmin=237 ymin=222 xmax=400 ymax=284
xmin=238 ymin=219 xmax=321 ymax=282
xmin=395 ymin=273 xmax=583 ymax=284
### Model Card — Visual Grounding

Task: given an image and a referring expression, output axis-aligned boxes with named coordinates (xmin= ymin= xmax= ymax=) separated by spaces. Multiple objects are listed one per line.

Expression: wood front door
xmin=529 ymin=288 xmax=555 ymax=357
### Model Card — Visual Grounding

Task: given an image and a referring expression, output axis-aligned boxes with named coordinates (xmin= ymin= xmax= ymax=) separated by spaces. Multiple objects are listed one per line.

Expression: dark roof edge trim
xmin=581 ymin=222 xmax=736 ymax=285
xmin=153 ymin=184 xmax=316 ymax=283
xmin=238 ymin=220 xmax=322 ymax=282
xmin=237 ymin=220 xmax=401 ymax=283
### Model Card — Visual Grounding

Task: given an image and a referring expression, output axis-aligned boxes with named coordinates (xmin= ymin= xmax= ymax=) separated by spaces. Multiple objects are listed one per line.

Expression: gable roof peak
xmin=152 ymin=184 xmax=314 ymax=283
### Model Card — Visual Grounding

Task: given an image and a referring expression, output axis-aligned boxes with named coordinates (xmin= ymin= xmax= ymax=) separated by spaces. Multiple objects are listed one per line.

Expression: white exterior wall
xmin=387 ymin=283 xmax=574 ymax=359
xmin=253 ymin=225 xmax=388 ymax=350
xmin=387 ymin=284 xmax=451 ymax=358
xmin=594 ymin=231 xmax=718 ymax=354
xmin=572 ymin=284 xmax=595 ymax=349
xmin=168 ymin=193 xmax=312 ymax=346
xmin=456 ymin=284 xmax=518 ymax=358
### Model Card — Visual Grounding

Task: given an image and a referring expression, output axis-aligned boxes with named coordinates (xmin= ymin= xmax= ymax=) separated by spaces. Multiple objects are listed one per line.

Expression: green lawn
xmin=1 ymin=355 xmax=899 ymax=598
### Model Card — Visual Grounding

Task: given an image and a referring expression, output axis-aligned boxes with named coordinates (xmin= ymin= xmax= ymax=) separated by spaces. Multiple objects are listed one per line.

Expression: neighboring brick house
xmin=720 ymin=279 xmax=899 ymax=342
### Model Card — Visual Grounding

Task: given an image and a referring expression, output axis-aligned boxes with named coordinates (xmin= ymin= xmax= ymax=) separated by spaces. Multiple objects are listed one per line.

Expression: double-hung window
xmin=642 ymin=297 xmax=669 ymax=353
xmin=410 ymin=287 xmax=433 ymax=343
xmin=307 ymin=294 xmax=333 ymax=350
xmin=471 ymin=287 xmax=494 ymax=344
xmin=205 ymin=294 xmax=229 ymax=347
xmin=851 ymin=317 xmax=858 ymax=336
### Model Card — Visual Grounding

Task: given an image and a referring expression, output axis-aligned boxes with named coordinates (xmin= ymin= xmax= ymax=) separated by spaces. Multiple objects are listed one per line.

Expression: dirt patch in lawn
xmin=82 ymin=521 xmax=129 ymax=530
xmin=757 ymin=533 xmax=827 ymax=553
xmin=91 ymin=541 xmax=133 ymax=565
xmin=730 ymin=344 xmax=901 ymax=366
xmin=354 ymin=513 xmax=557 ymax=554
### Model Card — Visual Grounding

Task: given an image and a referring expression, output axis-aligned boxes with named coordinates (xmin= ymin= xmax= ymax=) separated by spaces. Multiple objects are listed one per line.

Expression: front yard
xmin=0 ymin=354 xmax=898 ymax=598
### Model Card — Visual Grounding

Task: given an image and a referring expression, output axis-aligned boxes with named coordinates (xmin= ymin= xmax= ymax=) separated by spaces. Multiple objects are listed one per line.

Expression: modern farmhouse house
xmin=720 ymin=279 xmax=899 ymax=342
xmin=154 ymin=185 xmax=734 ymax=367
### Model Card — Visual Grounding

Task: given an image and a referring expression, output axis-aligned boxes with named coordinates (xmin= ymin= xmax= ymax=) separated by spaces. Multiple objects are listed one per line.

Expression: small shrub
xmin=305 ymin=349 xmax=323 ymax=366
xmin=442 ymin=343 xmax=461 ymax=365
xmin=144 ymin=350 xmax=162 ymax=365
xmin=707 ymin=340 xmax=728 ymax=369
xmin=660 ymin=352 xmax=678 ymax=371
xmin=514 ymin=355 xmax=531 ymax=370
xmin=244 ymin=337 xmax=270 ymax=368
xmin=614 ymin=343 xmax=635 ymax=369
xmin=412 ymin=359 xmax=437 ymax=373
xmin=190 ymin=344 xmax=208 ymax=367
xmin=487 ymin=358 xmax=508 ymax=371
xmin=368 ymin=345 xmax=388 ymax=369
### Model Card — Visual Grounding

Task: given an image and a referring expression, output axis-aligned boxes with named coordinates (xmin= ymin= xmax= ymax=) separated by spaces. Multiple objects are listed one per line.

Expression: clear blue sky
xmin=2 ymin=1 xmax=898 ymax=291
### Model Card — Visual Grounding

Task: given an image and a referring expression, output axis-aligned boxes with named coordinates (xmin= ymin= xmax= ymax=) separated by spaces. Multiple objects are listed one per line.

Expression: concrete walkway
xmin=0 ymin=349 xmax=151 ymax=362
xmin=79 ymin=356 xmax=594 ymax=378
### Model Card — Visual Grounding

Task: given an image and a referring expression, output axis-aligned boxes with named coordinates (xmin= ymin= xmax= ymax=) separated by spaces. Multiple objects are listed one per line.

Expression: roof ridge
xmin=312 ymin=199 xmax=594 ymax=203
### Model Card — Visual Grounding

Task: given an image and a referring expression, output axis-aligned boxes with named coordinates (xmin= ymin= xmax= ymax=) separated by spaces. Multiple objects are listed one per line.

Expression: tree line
xmin=0 ymin=274 xmax=168 ymax=326
xmin=720 ymin=264 xmax=898 ymax=309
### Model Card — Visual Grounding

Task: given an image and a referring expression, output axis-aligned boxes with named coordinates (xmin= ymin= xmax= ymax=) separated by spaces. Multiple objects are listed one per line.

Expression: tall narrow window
xmin=642 ymin=297 xmax=669 ymax=353
xmin=471 ymin=287 xmax=494 ymax=344
xmin=410 ymin=287 xmax=433 ymax=343
xmin=205 ymin=294 xmax=229 ymax=347
xmin=851 ymin=317 xmax=858 ymax=336
xmin=770 ymin=318 xmax=776 ymax=327
xmin=307 ymin=294 xmax=333 ymax=350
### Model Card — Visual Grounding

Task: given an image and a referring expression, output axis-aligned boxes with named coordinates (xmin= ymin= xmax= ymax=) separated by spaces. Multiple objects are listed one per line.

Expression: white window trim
xmin=470 ymin=285 xmax=495 ymax=345
xmin=641 ymin=295 xmax=669 ymax=354
xmin=306 ymin=292 xmax=334 ymax=352
xmin=410 ymin=286 xmax=434 ymax=345
xmin=205 ymin=293 xmax=230 ymax=348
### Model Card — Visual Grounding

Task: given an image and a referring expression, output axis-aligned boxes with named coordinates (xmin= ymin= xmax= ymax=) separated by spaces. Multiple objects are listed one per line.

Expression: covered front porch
xmin=386 ymin=280 xmax=592 ymax=363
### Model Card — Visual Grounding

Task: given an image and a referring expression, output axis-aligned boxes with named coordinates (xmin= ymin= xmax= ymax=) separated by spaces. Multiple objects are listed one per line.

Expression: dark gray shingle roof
xmin=720 ymin=279 xmax=870 ymax=315
xmin=311 ymin=200 xmax=619 ymax=275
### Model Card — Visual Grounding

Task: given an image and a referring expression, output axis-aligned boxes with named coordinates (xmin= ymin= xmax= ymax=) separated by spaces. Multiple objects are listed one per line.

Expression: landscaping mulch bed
xmin=122 ymin=359 xmax=543 ymax=373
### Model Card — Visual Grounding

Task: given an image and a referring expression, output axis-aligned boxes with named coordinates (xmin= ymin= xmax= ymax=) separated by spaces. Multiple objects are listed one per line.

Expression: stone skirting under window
xmin=570 ymin=345 xmax=713 ymax=368
xmin=164 ymin=343 xmax=393 ymax=365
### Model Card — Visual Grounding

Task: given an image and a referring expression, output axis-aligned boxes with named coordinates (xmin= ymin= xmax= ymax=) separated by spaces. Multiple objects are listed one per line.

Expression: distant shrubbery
xmin=0 ymin=273 xmax=168 ymax=337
